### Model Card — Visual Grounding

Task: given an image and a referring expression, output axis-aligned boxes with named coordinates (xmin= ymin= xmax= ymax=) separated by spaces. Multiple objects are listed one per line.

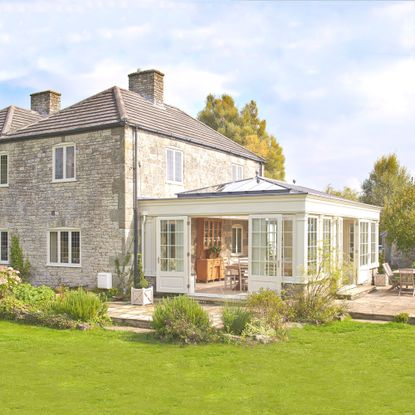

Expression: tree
xmin=198 ymin=94 xmax=285 ymax=180
xmin=325 ymin=184 xmax=359 ymax=201
xmin=360 ymin=154 xmax=412 ymax=207
xmin=383 ymin=182 xmax=415 ymax=252
xmin=361 ymin=154 xmax=415 ymax=252
xmin=9 ymin=235 xmax=31 ymax=281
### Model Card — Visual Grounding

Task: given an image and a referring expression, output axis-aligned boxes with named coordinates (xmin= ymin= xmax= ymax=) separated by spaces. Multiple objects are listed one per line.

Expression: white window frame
xmin=0 ymin=230 xmax=9 ymax=264
xmin=52 ymin=143 xmax=76 ymax=183
xmin=359 ymin=221 xmax=369 ymax=267
xmin=232 ymin=163 xmax=243 ymax=181
xmin=370 ymin=222 xmax=377 ymax=264
xmin=165 ymin=148 xmax=183 ymax=185
xmin=282 ymin=216 xmax=294 ymax=277
xmin=0 ymin=152 xmax=9 ymax=187
xmin=307 ymin=216 xmax=318 ymax=275
xmin=47 ymin=229 xmax=81 ymax=267
xmin=231 ymin=224 xmax=243 ymax=256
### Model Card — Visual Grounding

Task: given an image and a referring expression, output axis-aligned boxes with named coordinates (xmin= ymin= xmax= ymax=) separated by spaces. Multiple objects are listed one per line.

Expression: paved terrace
xmin=108 ymin=286 xmax=415 ymax=328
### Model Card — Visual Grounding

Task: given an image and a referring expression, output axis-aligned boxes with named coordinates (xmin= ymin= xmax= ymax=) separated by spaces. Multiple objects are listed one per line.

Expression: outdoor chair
xmin=238 ymin=257 xmax=249 ymax=292
xmin=383 ymin=263 xmax=400 ymax=289
xmin=224 ymin=258 xmax=239 ymax=290
xmin=398 ymin=269 xmax=415 ymax=296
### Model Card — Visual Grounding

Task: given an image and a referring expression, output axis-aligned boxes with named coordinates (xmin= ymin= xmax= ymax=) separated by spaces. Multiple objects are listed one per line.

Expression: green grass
xmin=1 ymin=320 xmax=415 ymax=415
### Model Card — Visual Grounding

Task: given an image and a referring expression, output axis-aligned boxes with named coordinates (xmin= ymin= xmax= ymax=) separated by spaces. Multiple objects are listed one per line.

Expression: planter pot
xmin=131 ymin=286 xmax=153 ymax=306
xmin=374 ymin=274 xmax=388 ymax=287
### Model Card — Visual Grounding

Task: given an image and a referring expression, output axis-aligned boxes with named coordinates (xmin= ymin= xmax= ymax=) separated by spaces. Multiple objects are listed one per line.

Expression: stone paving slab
xmin=108 ymin=302 xmax=224 ymax=328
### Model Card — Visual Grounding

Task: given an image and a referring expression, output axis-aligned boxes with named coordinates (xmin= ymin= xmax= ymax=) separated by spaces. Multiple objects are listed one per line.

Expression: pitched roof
xmin=2 ymin=87 xmax=263 ymax=162
xmin=178 ymin=176 xmax=381 ymax=208
xmin=0 ymin=106 xmax=42 ymax=137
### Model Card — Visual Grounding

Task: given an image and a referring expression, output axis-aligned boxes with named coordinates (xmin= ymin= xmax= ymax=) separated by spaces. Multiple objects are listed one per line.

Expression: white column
xmin=295 ymin=214 xmax=307 ymax=282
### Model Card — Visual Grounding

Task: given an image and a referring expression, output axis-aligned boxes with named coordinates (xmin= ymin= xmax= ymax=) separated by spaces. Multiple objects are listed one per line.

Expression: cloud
xmin=1 ymin=0 xmax=415 ymax=192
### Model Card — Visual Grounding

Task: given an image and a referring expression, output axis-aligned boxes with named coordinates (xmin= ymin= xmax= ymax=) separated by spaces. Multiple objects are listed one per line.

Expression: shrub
xmin=246 ymin=289 xmax=291 ymax=330
xmin=292 ymin=275 xmax=345 ymax=324
xmin=394 ymin=312 xmax=410 ymax=324
xmin=9 ymin=235 xmax=31 ymax=281
xmin=0 ymin=297 xmax=76 ymax=329
xmin=25 ymin=312 xmax=77 ymax=330
xmin=222 ymin=305 xmax=252 ymax=335
xmin=52 ymin=288 xmax=110 ymax=324
xmin=152 ymin=296 xmax=212 ymax=343
xmin=241 ymin=317 xmax=286 ymax=343
xmin=0 ymin=267 xmax=22 ymax=298
xmin=0 ymin=296 xmax=30 ymax=320
xmin=11 ymin=283 xmax=55 ymax=308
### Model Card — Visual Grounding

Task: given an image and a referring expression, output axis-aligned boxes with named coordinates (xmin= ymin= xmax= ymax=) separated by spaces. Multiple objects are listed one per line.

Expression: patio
xmin=346 ymin=286 xmax=415 ymax=322
xmin=108 ymin=286 xmax=415 ymax=328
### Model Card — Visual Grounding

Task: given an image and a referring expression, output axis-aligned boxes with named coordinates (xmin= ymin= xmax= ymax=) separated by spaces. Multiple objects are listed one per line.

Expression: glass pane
xmin=60 ymin=232 xmax=69 ymax=263
xmin=175 ymin=260 xmax=184 ymax=272
xmin=166 ymin=150 xmax=174 ymax=181
xmin=160 ymin=259 xmax=168 ymax=271
xmin=175 ymin=220 xmax=183 ymax=233
xmin=50 ymin=232 xmax=58 ymax=263
xmin=174 ymin=151 xmax=182 ymax=182
xmin=252 ymin=219 xmax=261 ymax=232
xmin=66 ymin=146 xmax=75 ymax=179
xmin=71 ymin=232 xmax=80 ymax=264
xmin=0 ymin=155 xmax=8 ymax=185
xmin=55 ymin=147 xmax=64 ymax=180
xmin=0 ymin=232 xmax=8 ymax=262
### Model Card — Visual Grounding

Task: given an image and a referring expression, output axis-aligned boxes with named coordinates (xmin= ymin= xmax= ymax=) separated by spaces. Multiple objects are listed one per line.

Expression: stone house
xmin=0 ymin=68 xmax=381 ymax=296
xmin=0 ymin=69 xmax=262 ymax=288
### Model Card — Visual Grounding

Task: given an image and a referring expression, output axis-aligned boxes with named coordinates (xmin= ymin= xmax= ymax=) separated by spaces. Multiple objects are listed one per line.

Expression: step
xmin=337 ymin=285 xmax=376 ymax=300
xmin=189 ymin=293 xmax=247 ymax=305
xmin=350 ymin=311 xmax=415 ymax=325
xmin=111 ymin=316 xmax=152 ymax=329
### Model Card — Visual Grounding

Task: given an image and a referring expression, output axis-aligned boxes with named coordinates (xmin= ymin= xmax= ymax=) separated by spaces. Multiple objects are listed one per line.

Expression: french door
xmin=156 ymin=217 xmax=189 ymax=293
xmin=249 ymin=215 xmax=283 ymax=293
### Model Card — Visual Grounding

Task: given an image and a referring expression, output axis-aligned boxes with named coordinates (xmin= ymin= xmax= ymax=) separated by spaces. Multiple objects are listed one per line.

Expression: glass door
xmin=156 ymin=217 xmax=188 ymax=293
xmin=249 ymin=215 xmax=283 ymax=293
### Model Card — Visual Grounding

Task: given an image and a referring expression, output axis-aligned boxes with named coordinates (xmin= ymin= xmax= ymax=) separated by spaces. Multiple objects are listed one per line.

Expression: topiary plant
xmin=133 ymin=254 xmax=149 ymax=289
xmin=9 ymin=235 xmax=31 ymax=281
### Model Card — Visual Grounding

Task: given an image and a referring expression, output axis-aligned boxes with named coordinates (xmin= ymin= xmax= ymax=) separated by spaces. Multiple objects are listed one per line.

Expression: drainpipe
xmin=133 ymin=127 xmax=139 ymax=283
xmin=141 ymin=213 xmax=147 ymax=271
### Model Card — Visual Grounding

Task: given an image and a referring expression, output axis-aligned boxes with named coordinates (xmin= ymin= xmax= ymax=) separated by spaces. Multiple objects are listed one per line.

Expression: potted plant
xmin=131 ymin=254 xmax=153 ymax=306
xmin=209 ymin=244 xmax=221 ymax=259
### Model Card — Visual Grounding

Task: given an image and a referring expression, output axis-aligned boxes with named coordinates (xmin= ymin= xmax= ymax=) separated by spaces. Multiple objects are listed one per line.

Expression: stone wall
xmin=0 ymin=127 xmax=127 ymax=287
xmin=125 ymin=128 xmax=261 ymax=199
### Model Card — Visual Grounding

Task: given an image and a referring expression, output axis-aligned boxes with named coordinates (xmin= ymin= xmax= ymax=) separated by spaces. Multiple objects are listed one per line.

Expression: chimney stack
xmin=128 ymin=69 xmax=164 ymax=106
xmin=30 ymin=90 xmax=61 ymax=116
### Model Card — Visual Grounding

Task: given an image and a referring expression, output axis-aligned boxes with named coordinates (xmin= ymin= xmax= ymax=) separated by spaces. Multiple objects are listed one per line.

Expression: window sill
xmin=46 ymin=263 xmax=81 ymax=268
xmin=51 ymin=178 xmax=77 ymax=184
xmin=166 ymin=180 xmax=184 ymax=186
xmin=0 ymin=261 xmax=9 ymax=265
xmin=0 ymin=184 xmax=9 ymax=188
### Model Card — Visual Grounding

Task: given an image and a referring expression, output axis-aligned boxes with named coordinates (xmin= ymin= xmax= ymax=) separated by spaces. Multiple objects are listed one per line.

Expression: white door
xmin=249 ymin=215 xmax=283 ymax=293
xmin=156 ymin=217 xmax=189 ymax=293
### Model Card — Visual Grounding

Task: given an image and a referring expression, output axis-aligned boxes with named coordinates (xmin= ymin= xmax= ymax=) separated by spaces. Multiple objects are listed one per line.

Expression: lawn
xmin=1 ymin=321 xmax=415 ymax=415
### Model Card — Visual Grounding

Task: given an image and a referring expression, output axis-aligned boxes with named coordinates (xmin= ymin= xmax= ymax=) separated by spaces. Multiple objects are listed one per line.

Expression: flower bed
xmin=0 ymin=267 xmax=110 ymax=330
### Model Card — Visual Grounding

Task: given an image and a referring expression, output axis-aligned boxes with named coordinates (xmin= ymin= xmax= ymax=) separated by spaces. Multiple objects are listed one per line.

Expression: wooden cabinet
xmin=196 ymin=258 xmax=225 ymax=283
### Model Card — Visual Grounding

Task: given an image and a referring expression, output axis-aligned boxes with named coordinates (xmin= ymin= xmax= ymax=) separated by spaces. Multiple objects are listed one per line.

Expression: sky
xmin=0 ymin=0 xmax=414 ymax=191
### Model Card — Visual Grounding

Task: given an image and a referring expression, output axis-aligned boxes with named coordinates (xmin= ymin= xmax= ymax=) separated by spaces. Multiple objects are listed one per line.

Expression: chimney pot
xmin=128 ymin=69 xmax=164 ymax=106
xmin=30 ymin=90 xmax=61 ymax=116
